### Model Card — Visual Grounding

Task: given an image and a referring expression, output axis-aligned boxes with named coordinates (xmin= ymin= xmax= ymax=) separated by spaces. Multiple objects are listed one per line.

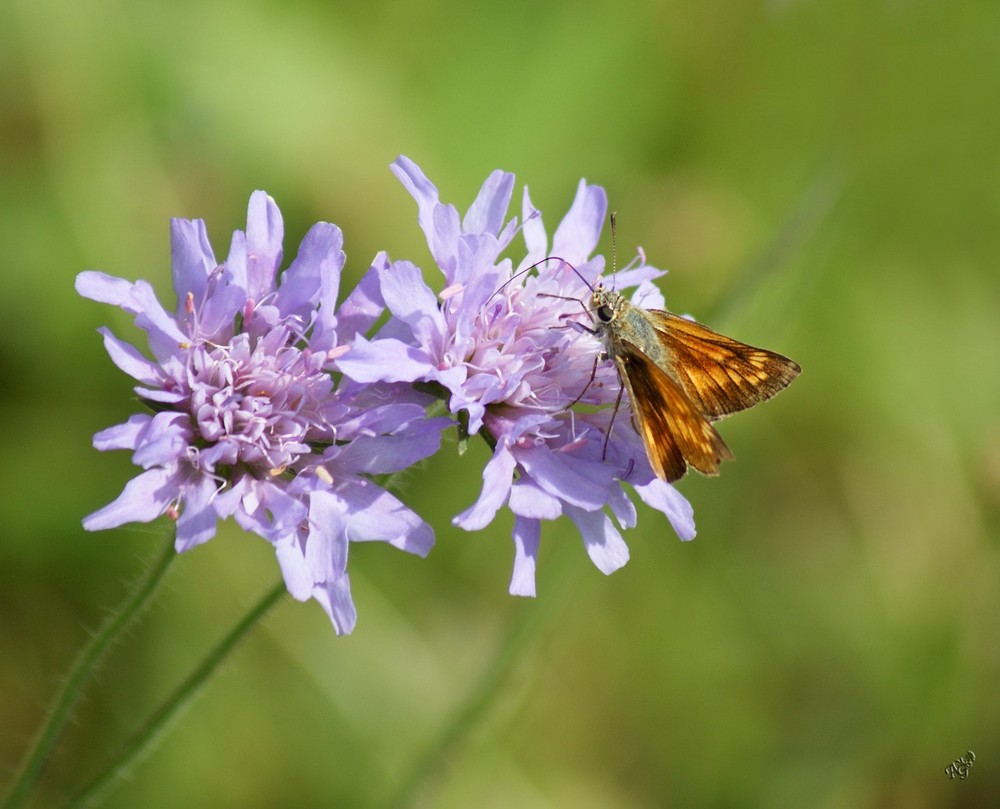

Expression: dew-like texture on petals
xmin=345 ymin=157 xmax=697 ymax=597
xmin=78 ymin=192 xmax=446 ymax=633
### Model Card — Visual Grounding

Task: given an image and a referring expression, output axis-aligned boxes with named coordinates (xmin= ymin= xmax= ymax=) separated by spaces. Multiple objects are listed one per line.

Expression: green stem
xmin=61 ymin=580 xmax=287 ymax=809
xmin=384 ymin=537 xmax=576 ymax=809
xmin=2 ymin=535 xmax=177 ymax=809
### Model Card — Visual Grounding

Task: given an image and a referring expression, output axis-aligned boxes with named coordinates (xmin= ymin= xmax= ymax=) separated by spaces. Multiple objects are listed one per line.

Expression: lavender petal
xmin=313 ymin=576 xmax=358 ymax=635
xmin=565 ymin=504 xmax=630 ymax=575
xmin=509 ymin=516 xmax=540 ymax=597
xmin=454 ymin=446 xmax=517 ymax=531
xmin=174 ymin=475 xmax=219 ymax=552
xmin=82 ymin=468 xmax=176 ymax=531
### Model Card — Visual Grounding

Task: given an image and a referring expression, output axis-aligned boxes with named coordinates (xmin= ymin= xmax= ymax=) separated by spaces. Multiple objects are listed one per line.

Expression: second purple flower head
xmin=339 ymin=157 xmax=697 ymax=596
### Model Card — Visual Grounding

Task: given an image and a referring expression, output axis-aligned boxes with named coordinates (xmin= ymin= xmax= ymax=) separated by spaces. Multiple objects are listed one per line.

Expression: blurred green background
xmin=2 ymin=0 xmax=999 ymax=806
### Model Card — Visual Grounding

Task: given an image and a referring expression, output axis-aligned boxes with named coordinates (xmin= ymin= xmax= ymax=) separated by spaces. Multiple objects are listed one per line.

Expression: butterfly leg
xmin=566 ymin=353 xmax=601 ymax=408
xmin=601 ymin=383 xmax=625 ymax=462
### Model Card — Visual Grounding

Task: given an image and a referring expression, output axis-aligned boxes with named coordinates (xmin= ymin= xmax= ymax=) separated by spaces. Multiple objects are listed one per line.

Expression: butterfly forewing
xmin=651 ymin=312 xmax=801 ymax=421
xmin=616 ymin=340 xmax=734 ymax=482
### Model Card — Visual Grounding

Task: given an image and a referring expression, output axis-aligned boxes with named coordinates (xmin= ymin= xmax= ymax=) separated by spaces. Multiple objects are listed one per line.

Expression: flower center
xmin=186 ymin=327 xmax=333 ymax=473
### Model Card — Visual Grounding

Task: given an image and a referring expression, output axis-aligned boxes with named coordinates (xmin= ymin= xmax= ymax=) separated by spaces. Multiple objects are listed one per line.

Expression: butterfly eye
xmin=596 ymin=305 xmax=614 ymax=323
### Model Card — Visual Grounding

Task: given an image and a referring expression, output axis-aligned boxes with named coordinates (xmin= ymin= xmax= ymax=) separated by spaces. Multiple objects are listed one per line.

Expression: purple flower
xmin=339 ymin=157 xmax=696 ymax=597
xmin=77 ymin=192 xmax=446 ymax=633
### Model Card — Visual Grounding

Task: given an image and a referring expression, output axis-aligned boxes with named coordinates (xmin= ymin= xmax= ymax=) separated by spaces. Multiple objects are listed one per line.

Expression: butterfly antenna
xmin=610 ymin=212 xmax=618 ymax=273
xmin=485 ymin=255 xmax=593 ymax=304
xmin=609 ymin=211 xmax=618 ymax=290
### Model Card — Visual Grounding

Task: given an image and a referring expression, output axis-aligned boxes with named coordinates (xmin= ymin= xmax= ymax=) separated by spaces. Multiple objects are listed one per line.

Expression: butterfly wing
xmin=615 ymin=340 xmax=734 ymax=482
xmin=650 ymin=312 xmax=801 ymax=421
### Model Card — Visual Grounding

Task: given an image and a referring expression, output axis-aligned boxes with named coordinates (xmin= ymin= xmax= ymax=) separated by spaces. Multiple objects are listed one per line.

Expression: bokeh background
xmin=2 ymin=1 xmax=999 ymax=807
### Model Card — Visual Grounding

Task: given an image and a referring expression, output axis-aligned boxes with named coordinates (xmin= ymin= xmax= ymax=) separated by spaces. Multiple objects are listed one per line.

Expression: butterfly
xmin=589 ymin=283 xmax=800 ymax=482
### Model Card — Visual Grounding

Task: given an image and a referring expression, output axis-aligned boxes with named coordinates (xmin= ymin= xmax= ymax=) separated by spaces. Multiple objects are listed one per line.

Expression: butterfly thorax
xmin=591 ymin=285 xmax=672 ymax=369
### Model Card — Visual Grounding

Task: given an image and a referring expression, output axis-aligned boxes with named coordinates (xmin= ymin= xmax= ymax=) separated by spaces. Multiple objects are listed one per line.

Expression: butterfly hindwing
xmin=615 ymin=341 xmax=733 ymax=481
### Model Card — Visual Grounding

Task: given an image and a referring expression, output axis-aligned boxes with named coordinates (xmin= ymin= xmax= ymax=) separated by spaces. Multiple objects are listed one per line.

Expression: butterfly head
xmin=590 ymin=284 xmax=628 ymax=330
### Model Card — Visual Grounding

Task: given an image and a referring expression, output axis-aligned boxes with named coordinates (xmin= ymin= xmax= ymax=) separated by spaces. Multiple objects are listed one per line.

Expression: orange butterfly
xmin=590 ymin=284 xmax=800 ymax=482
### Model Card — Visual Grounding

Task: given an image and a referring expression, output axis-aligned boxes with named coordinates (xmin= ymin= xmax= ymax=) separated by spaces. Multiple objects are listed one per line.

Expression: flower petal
xmin=343 ymin=481 xmax=434 ymax=557
xmin=428 ymin=203 xmax=463 ymax=278
xmin=391 ymin=155 xmax=440 ymax=243
xmin=76 ymin=271 xmax=136 ymax=306
xmin=196 ymin=279 xmax=247 ymax=345
xmin=508 ymin=478 xmax=562 ymax=520
xmin=519 ymin=187 xmax=548 ymax=266
xmin=237 ymin=479 xmax=309 ymax=541
xmin=82 ymin=467 xmax=176 ymax=531
xmin=509 ymin=516 xmax=540 ymax=597
xmin=335 ymin=335 xmax=434 ymax=384
xmin=243 ymin=191 xmax=285 ymax=300
xmin=170 ymin=216 xmax=217 ymax=315
xmin=131 ymin=412 xmax=191 ymax=468
xmin=312 ymin=575 xmax=358 ymax=635
xmin=463 ymin=169 xmax=515 ymax=238
xmin=454 ymin=445 xmax=516 ymax=531
xmin=516 ymin=444 xmax=614 ymax=511
xmin=627 ymin=279 xmax=667 ymax=310
xmin=133 ymin=386 xmax=186 ymax=405
xmin=77 ymin=272 xmax=188 ymax=363
xmin=552 ymin=180 xmax=607 ymax=265
xmin=392 ymin=156 xmax=463 ymax=277
xmin=305 ymin=489 xmax=349 ymax=582
xmin=275 ymin=535 xmax=313 ymax=601
xmin=93 ymin=414 xmax=152 ymax=451
xmin=333 ymin=253 xmax=387 ymax=345
xmin=276 ymin=221 xmax=344 ymax=326
xmin=97 ymin=327 xmax=164 ymax=385
xmin=175 ymin=475 xmax=219 ymax=552
xmin=605 ymin=483 xmax=637 ymax=530
xmin=331 ymin=418 xmax=447 ymax=476
xmin=565 ymin=504 xmax=630 ymax=575
xmin=378 ymin=259 xmax=446 ymax=349
xmin=127 ymin=280 xmax=190 ymax=362
xmin=606 ymin=266 xmax=667 ymax=294
xmin=633 ymin=479 xmax=696 ymax=541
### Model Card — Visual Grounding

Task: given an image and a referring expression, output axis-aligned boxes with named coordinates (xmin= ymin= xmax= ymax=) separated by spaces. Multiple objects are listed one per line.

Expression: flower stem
xmin=383 ymin=537 xmax=577 ymax=809
xmin=2 ymin=535 xmax=177 ymax=809
xmin=60 ymin=580 xmax=287 ymax=809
